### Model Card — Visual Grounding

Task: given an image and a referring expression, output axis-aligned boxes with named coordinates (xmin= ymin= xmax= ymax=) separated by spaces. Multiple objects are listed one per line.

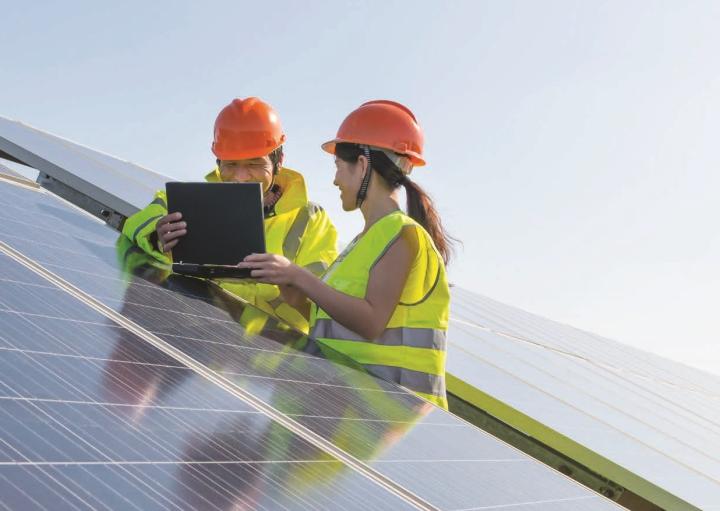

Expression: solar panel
xmin=0 ymin=115 xmax=170 ymax=228
xmin=0 ymin=171 xmax=619 ymax=509
xmin=447 ymin=286 xmax=720 ymax=510
xmin=0 ymin=252 xmax=423 ymax=511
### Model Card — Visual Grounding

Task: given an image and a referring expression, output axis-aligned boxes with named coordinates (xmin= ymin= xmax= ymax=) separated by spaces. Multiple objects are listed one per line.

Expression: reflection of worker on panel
xmin=120 ymin=97 xmax=338 ymax=333
xmin=99 ymin=263 xmax=432 ymax=509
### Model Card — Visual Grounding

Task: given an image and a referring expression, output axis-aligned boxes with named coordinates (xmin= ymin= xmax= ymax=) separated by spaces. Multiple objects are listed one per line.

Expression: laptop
xmin=165 ymin=182 xmax=266 ymax=279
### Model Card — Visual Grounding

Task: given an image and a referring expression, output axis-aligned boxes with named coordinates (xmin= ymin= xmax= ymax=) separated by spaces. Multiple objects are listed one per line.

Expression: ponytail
xmin=335 ymin=142 xmax=456 ymax=265
xmin=401 ymin=177 xmax=454 ymax=265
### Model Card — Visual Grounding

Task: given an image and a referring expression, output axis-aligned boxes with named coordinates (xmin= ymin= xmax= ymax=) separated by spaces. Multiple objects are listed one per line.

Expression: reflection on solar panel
xmin=0 ymin=164 xmax=618 ymax=508
xmin=448 ymin=287 xmax=720 ymax=511
xmin=0 ymin=251 xmax=419 ymax=510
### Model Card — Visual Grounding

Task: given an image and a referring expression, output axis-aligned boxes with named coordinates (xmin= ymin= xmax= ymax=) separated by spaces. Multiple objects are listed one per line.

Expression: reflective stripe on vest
xmin=283 ymin=205 xmax=310 ymax=260
xmin=309 ymin=211 xmax=450 ymax=409
xmin=312 ymin=318 xmax=446 ymax=351
xmin=364 ymin=364 xmax=446 ymax=399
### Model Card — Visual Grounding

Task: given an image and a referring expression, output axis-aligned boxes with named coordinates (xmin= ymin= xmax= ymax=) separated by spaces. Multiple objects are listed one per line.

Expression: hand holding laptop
xmin=156 ymin=212 xmax=186 ymax=253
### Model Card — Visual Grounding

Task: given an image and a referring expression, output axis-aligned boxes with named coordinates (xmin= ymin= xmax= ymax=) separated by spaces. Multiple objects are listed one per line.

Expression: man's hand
xmin=156 ymin=212 xmax=186 ymax=253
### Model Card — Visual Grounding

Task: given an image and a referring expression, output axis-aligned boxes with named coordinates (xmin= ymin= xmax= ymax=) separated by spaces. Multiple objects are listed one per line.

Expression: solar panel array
xmin=5 ymin=115 xmax=716 ymax=510
xmin=448 ymin=286 xmax=720 ymax=511
xmin=0 ymin=115 xmax=168 ymax=217
xmin=0 ymin=172 xmax=618 ymax=509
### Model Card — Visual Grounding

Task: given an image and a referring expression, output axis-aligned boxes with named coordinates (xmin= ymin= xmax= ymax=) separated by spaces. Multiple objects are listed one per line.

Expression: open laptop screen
xmin=165 ymin=182 xmax=266 ymax=266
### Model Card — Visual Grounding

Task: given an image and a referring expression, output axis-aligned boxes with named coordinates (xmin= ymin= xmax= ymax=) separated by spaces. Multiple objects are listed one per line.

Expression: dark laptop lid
xmin=165 ymin=182 xmax=266 ymax=266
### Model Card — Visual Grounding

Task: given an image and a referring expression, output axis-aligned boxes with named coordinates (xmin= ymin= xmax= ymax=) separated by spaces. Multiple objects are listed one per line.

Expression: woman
xmin=239 ymin=100 xmax=453 ymax=409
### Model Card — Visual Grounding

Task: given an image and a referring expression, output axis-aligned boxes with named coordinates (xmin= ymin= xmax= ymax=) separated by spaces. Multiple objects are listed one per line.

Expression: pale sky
xmin=2 ymin=1 xmax=718 ymax=375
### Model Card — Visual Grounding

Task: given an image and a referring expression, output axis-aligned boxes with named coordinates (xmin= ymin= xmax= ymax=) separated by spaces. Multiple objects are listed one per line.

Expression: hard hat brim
xmin=320 ymin=138 xmax=426 ymax=166
xmin=213 ymin=134 xmax=286 ymax=161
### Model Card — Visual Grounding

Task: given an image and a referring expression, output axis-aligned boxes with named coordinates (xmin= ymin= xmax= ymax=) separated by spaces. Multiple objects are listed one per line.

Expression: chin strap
xmin=263 ymin=160 xmax=282 ymax=217
xmin=263 ymin=184 xmax=282 ymax=218
xmin=355 ymin=145 xmax=372 ymax=208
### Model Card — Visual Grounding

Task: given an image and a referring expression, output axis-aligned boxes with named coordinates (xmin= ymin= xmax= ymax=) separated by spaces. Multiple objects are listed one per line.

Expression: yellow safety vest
xmin=309 ymin=210 xmax=450 ymax=409
xmin=121 ymin=166 xmax=338 ymax=333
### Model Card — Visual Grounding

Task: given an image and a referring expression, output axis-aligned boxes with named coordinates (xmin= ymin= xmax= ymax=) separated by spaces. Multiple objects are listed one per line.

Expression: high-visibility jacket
xmin=309 ymin=210 xmax=450 ymax=409
xmin=121 ymin=166 xmax=338 ymax=332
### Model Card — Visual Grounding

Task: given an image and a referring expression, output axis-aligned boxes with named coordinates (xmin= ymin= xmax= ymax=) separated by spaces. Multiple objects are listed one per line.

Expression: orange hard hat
xmin=321 ymin=100 xmax=426 ymax=166
xmin=212 ymin=97 xmax=286 ymax=160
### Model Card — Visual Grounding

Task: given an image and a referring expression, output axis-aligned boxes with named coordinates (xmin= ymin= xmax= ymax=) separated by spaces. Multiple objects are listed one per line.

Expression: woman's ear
xmin=356 ymin=154 xmax=369 ymax=174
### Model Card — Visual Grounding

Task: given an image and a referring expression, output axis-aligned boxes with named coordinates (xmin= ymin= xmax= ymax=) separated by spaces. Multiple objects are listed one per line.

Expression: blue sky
xmin=2 ymin=1 xmax=719 ymax=374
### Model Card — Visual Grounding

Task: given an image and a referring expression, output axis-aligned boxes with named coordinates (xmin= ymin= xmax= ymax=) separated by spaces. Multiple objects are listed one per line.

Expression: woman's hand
xmin=238 ymin=253 xmax=301 ymax=286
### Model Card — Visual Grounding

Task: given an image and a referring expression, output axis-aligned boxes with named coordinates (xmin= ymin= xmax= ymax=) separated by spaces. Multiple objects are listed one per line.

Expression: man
xmin=121 ymin=97 xmax=338 ymax=332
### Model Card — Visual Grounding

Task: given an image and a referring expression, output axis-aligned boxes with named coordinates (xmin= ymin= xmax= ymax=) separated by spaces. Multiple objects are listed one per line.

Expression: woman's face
xmin=333 ymin=155 xmax=366 ymax=211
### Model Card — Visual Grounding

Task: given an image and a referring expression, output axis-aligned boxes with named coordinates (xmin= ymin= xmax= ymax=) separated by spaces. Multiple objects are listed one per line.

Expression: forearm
xmin=294 ymin=268 xmax=380 ymax=339
xmin=239 ymin=253 xmax=391 ymax=338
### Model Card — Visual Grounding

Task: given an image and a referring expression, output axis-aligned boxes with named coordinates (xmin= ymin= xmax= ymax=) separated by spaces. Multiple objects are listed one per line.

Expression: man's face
xmin=218 ymin=156 xmax=274 ymax=192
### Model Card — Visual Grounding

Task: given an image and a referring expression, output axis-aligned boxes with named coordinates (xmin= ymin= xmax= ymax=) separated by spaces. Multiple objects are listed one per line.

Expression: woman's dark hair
xmin=335 ymin=142 xmax=455 ymax=265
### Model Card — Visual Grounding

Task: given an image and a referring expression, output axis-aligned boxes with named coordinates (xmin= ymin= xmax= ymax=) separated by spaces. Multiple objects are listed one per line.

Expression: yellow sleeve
xmin=120 ymin=190 xmax=171 ymax=264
